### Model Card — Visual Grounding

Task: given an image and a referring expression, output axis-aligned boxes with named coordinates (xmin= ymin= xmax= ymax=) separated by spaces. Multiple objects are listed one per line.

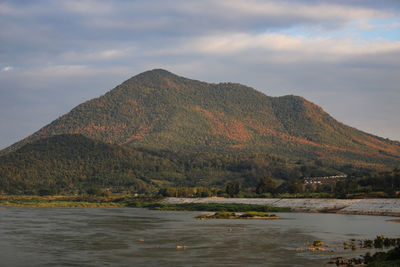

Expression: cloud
xmin=0 ymin=2 xmax=43 ymax=16
xmin=357 ymin=20 xmax=400 ymax=31
xmin=1 ymin=66 xmax=13 ymax=72
xmin=0 ymin=0 xmax=400 ymax=148
xmin=61 ymin=48 xmax=135 ymax=62
xmin=61 ymin=0 xmax=114 ymax=15
xmin=212 ymin=0 xmax=393 ymax=22
xmin=174 ymin=32 xmax=400 ymax=64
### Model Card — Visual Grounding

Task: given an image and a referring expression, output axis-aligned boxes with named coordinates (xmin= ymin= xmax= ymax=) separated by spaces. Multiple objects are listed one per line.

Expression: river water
xmin=0 ymin=207 xmax=399 ymax=266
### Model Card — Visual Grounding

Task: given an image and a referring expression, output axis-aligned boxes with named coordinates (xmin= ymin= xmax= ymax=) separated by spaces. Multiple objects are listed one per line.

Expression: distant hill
xmin=3 ymin=69 xmax=400 ymax=170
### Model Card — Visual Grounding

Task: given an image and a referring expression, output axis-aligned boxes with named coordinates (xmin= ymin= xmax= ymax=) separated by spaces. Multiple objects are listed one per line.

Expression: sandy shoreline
xmin=163 ymin=197 xmax=400 ymax=216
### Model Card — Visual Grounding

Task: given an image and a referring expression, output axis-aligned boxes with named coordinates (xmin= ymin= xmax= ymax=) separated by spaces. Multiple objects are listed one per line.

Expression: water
xmin=0 ymin=207 xmax=399 ymax=266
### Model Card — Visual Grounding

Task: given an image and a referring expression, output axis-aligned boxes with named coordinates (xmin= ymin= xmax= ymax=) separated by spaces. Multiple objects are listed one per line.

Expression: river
xmin=0 ymin=207 xmax=399 ymax=266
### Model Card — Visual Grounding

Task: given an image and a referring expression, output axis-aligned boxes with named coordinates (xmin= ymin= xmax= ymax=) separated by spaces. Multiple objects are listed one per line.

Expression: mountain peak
xmin=120 ymin=68 xmax=186 ymax=90
xmin=142 ymin=68 xmax=173 ymax=75
xmin=132 ymin=68 xmax=177 ymax=80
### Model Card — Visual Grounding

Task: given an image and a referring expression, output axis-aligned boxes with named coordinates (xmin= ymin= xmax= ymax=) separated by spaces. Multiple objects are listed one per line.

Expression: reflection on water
xmin=0 ymin=207 xmax=399 ymax=266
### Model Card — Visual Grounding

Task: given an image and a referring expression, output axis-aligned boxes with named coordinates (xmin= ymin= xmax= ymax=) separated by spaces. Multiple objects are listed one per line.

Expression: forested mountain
xmin=1 ymin=134 xmax=340 ymax=194
xmin=3 ymin=69 xmax=400 ymax=171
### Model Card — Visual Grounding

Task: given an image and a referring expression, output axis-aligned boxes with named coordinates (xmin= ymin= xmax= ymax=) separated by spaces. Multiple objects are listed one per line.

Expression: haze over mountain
xmin=3 ymin=69 xmax=400 ymax=170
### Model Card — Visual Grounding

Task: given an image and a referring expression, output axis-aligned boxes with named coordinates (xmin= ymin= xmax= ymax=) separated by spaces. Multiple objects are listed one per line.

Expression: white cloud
xmin=178 ymin=33 xmax=400 ymax=61
xmin=357 ymin=20 xmax=400 ymax=31
xmin=61 ymin=48 xmax=135 ymax=62
xmin=214 ymin=0 xmax=379 ymax=19
xmin=181 ymin=0 xmax=397 ymax=29
xmin=51 ymin=0 xmax=400 ymax=33
xmin=7 ymin=64 xmax=133 ymax=84
xmin=61 ymin=0 xmax=114 ymax=15
xmin=1 ymin=66 xmax=13 ymax=72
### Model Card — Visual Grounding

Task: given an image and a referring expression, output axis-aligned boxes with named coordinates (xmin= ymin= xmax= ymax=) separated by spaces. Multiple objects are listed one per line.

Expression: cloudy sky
xmin=1 ymin=0 xmax=400 ymax=149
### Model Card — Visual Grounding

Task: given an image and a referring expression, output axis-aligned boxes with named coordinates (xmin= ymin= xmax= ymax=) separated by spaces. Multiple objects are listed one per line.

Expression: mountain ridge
xmin=2 ymin=69 xmax=400 ymax=170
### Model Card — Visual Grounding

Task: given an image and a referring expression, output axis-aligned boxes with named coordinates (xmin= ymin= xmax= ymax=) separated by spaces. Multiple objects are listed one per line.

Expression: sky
xmin=1 ymin=0 xmax=400 ymax=149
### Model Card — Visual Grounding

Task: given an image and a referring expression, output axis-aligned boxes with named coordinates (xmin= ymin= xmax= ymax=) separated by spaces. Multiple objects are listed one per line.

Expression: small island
xmin=196 ymin=211 xmax=279 ymax=220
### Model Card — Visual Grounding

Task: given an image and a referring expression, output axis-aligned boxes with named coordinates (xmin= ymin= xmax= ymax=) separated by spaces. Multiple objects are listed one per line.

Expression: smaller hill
xmin=0 ymin=134 xmax=157 ymax=194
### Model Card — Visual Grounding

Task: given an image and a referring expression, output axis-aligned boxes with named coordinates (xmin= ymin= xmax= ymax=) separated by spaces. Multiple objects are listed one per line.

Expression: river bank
xmin=163 ymin=197 xmax=400 ymax=216
xmin=1 ymin=195 xmax=399 ymax=217
xmin=0 ymin=195 xmax=128 ymax=207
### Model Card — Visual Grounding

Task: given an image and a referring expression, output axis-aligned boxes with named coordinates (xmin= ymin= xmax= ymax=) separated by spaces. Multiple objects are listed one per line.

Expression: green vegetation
xmin=0 ymin=195 xmax=167 ymax=208
xmin=196 ymin=211 xmax=278 ymax=220
xmin=239 ymin=211 xmax=276 ymax=218
xmin=334 ymin=236 xmax=400 ymax=266
xmin=0 ymin=134 xmax=344 ymax=195
xmin=256 ymin=176 xmax=277 ymax=194
xmin=0 ymin=195 xmax=127 ymax=207
xmin=0 ymin=133 xmax=398 ymax=197
xmin=0 ymin=196 xmax=289 ymax=215
xmin=200 ymin=211 xmax=237 ymax=219
xmin=365 ymin=246 xmax=400 ymax=267
xmin=226 ymin=182 xmax=240 ymax=197
xmin=147 ymin=202 xmax=290 ymax=212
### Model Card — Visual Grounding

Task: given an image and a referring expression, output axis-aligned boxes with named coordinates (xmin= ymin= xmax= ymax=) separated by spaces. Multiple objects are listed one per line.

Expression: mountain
xmin=3 ymin=69 xmax=400 ymax=170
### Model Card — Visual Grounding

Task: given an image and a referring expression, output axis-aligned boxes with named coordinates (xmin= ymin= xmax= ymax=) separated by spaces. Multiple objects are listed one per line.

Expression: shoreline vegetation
xmin=0 ymin=195 xmax=290 ymax=212
xmin=295 ymin=236 xmax=400 ymax=266
xmin=195 ymin=211 xmax=279 ymax=220
xmin=0 ymin=195 xmax=128 ymax=208
xmin=1 ymin=195 xmax=399 ymax=217
xmin=327 ymin=236 xmax=400 ymax=266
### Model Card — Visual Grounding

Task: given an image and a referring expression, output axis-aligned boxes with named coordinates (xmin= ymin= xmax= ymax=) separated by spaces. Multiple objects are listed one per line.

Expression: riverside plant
xmin=196 ymin=211 xmax=279 ymax=220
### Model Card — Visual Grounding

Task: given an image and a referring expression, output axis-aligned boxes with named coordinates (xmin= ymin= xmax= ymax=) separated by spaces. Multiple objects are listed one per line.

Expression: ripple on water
xmin=0 ymin=207 xmax=399 ymax=267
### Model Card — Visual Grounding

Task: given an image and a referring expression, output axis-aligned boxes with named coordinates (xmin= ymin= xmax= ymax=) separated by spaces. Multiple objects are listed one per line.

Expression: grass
xmin=206 ymin=211 xmax=237 ymax=219
xmin=0 ymin=196 xmax=290 ymax=213
xmin=239 ymin=211 xmax=276 ymax=218
xmin=196 ymin=211 xmax=279 ymax=220
xmin=0 ymin=195 xmax=157 ymax=208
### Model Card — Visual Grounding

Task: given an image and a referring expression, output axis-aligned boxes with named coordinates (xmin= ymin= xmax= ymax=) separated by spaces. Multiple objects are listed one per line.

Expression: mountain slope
xmin=1 ymin=134 xmax=320 ymax=194
xmin=3 ymin=69 xmax=400 ymax=170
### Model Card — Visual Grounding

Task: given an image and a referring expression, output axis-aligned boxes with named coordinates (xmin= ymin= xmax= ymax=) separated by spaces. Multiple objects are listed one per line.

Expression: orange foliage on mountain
xmin=193 ymin=106 xmax=251 ymax=142
xmin=163 ymin=77 xmax=180 ymax=90
xmin=124 ymin=125 xmax=151 ymax=143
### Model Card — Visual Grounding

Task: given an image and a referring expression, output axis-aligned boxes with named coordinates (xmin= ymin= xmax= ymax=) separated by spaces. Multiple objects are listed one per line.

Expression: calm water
xmin=0 ymin=207 xmax=399 ymax=267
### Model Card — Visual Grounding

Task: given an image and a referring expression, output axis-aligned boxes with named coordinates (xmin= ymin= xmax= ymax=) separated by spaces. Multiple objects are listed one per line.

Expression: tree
xmin=38 ymin=187 xmax=55 ymax=196
xmin=334 ymin=179 xmax=357 ymax=197
xmin=256 ymin=177 xmax=276 ymax=194
xmin=86 ymin=186 xmax=108 ymax=196
xmin=288 ymin=179 xmax=304 ymax=194
xmin=226 ymin=182 xmax=240 ymax=197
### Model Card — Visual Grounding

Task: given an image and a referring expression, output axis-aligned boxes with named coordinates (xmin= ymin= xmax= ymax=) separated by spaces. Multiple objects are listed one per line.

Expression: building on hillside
xmin=303 ymin=175 xmax=347 ymax=185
